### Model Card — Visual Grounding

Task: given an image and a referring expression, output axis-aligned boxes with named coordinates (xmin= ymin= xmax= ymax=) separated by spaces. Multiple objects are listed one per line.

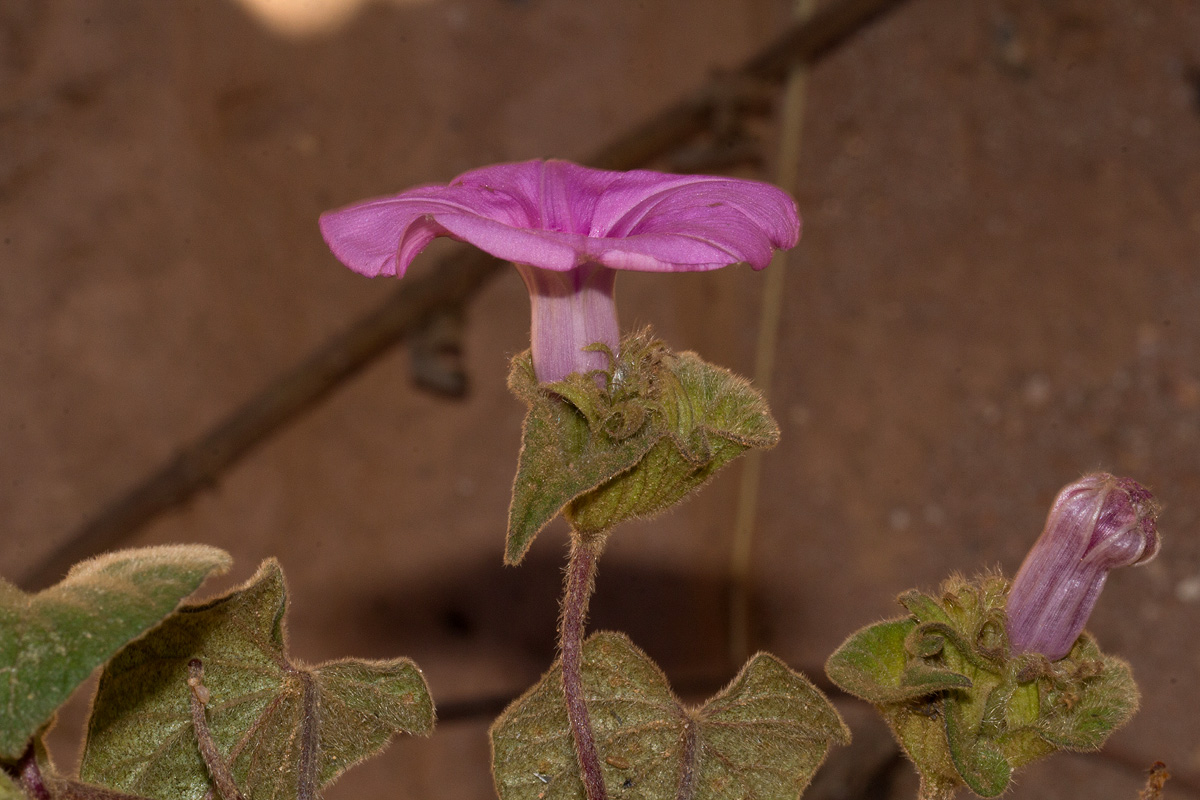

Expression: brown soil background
xmin=3 ymin=0 xmax=1199 ymax=798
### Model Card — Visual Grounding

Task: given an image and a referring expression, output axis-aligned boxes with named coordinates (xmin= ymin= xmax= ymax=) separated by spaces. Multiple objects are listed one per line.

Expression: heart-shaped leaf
xmin=491 ymin=631 xmax=846 ymax=800
xmin=0 ymin=545 xmax=231 ymax=760
xmin=79 ymin=559 xmax=433 ymax=800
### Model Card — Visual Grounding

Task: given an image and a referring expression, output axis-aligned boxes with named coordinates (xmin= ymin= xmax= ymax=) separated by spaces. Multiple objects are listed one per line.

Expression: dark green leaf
xmin=491 ymin=631 xmax=845 ymax=800
xmin=0 ymin=545 xmax=231 ymax=759
xmin=80 ymin=559 xmax=433 ymax=800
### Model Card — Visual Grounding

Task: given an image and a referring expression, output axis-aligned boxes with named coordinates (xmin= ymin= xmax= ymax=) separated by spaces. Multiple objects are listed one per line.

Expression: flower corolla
xmin=319 ymin=159 xmax=800 ymax=383
xmin=1006 ymin=473 xmax=1160 ymax=660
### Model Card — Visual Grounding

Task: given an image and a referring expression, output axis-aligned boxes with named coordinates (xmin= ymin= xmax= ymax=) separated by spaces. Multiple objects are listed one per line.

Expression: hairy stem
xmin=560 ymin=536 xmax=606 ymax=800
xmin=17 ymin=745 xmax=51 ymax=800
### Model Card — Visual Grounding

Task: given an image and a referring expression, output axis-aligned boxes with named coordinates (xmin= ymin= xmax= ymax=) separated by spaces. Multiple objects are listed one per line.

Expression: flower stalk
xmin=17 ymin=745 xmax=51 ymax=800
xmin=559 ymin=536 xmax=606 ymax=800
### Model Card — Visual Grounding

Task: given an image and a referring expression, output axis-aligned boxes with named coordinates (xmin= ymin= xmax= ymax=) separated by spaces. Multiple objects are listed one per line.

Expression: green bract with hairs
xmin=826 ymin=574 xmax=1139 ymax=800
xmin=505 ymin=329 xmax=779 ymax=564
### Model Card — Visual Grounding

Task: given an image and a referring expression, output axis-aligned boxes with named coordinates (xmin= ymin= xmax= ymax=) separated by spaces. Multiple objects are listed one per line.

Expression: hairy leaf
xmin=565 ymin=352 xmax=777 ymax=535
xmin=943 ymin=694 xmax=1011 ymax=797
xmin=828 ymin=576 xmax=1141 ymax=800
xmin=1035 ymin=635 xmax=1138 ymax=750
xmin=826 ymin=620 xmax=971 ymax=705
xmin=491 ymin=631 xmax=846 ymax=800
xmin=0 ymin=545 xmax=231 ymax=759
xmin=877 ymin=703 xmax=960 ymax=800
xmin=507 ymin=339 xmax=779 ymax=562
xmin=80 ymin=559 xmax=433 ymax=800
xmin=507 ymin=352 xmax=659 ymax=564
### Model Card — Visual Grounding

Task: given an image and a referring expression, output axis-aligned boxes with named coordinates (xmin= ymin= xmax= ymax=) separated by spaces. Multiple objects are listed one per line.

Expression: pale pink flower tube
xmin=1006 ymin=474 xmax=1160 ymax=660
xmin=319 ymin=159 xmax=800 ymax=383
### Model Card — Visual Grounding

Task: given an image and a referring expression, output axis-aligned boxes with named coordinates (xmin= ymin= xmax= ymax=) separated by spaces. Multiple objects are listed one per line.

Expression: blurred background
xmin=2 ymin=0 xmax=1199 ymax=797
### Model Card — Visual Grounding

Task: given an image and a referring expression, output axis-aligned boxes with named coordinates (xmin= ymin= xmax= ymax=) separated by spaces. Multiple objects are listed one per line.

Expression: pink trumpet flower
xmin=1006 ymin=474 xmax=1160 ymax=661
xmin=319 ymin=159 xmax=800 ymax=383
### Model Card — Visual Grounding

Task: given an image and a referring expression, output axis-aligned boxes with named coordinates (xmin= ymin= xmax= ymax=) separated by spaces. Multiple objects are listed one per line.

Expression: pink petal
xmin=593 ymin=172 xmax=800 ymax=265
xmin=320 ymin=160 xmax=800 ymax=277
xmin=318 ymin=186 xmax=535 ymax=277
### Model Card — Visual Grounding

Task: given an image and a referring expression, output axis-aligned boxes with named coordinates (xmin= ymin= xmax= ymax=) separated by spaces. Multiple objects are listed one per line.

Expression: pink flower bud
xmin=1006 ymin=474 xmax=1160 ymax=660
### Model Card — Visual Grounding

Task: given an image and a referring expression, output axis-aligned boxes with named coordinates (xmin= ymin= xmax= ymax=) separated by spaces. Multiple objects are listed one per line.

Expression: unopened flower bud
xmin=1006 ymin=473 xmax=1160 ymax=660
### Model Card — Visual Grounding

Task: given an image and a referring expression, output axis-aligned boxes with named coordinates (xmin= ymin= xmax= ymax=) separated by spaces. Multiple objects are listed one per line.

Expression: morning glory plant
xmin=321 ymin=159 xmax=847 ymax=800
xmin=827 ymin=473 xmax=1159 ymax=800
xmin=0 ymin=160 xmax=1166 ymax=800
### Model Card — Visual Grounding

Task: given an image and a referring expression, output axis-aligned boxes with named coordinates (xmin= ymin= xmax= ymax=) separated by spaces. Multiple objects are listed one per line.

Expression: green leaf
xmin=506 ymin=343 xmax=779 ymax=563
xmin=900 ymin=663 xmax=974 ymax=695
xmin=80 ymin=559 xmax=433 ymax=800
xmin=491 ymin=631 xmax=846 ymax=800
xmin=943 ymin=695 xmax=1012 ymax=797
xmin=834 ymin=575 xmax=1143 ymax=800
xmin=669 ymin=352 xmax=780 ymax=451
xmin=826 ymin=620 xmax=971 ymax=704
xmin=897 ymin=591 xmax=955 ymax=626
xmin=564 ymin=352 xmax=778 ymax=537
xmin=1035 ymin=636 xmax=1139 ymax=751
xmin=506 ymin=352 xmax=660 ymax=564
xmin=0 ymin=545 xmax=231 ymax=760
xmin=695 ymin=648 xmax=850 ymax=799
xmin=878 ymin=702 xmax=961 ymax=800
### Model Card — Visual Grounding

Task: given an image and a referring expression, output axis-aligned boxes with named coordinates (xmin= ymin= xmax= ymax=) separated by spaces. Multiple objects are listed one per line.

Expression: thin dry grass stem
xmin=728 ymin=0 xmax=819 ymax=667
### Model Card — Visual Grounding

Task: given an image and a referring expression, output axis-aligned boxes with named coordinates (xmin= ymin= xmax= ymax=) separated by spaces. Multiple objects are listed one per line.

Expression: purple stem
xmin=17 ymin=745 xmax=51 ymax=800
xmin=560 ymin=537 xmax=607 ymax=800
